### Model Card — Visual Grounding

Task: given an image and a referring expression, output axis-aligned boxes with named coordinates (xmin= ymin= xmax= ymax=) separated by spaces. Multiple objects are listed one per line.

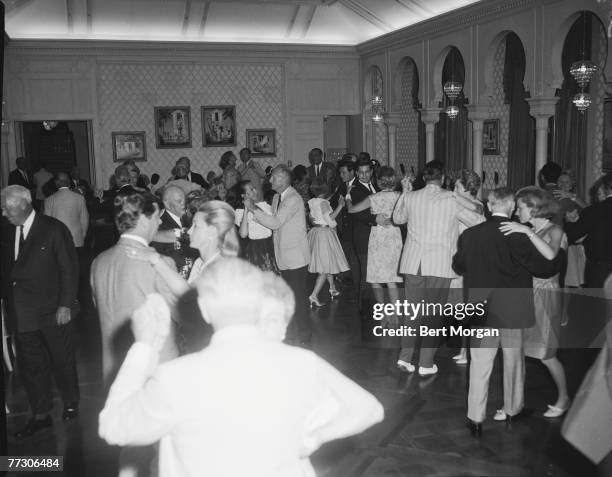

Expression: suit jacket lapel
xmin=273 ymin=193 xmax=280 ymax=214
xmin=15 ymin=214 xmax=41 ymax=267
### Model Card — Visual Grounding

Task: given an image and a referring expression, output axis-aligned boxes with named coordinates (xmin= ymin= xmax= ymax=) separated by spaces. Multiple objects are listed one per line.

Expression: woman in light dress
xmin=346 ymin=166 xmax=402 ymax=316
xmin=232 ymin=180 xmax=279 ymax=273
xmin=499 ymin=187 xmax=570 ymax=418
xmin=307 ymin=178 xmax=349 ymax=307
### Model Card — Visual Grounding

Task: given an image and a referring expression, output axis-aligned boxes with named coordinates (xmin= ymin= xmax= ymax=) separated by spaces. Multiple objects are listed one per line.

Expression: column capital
xmin=384 ymin=111 xmax=401 ymax=127
xmin=466 ymin=104 xmax=489 ymax=124
xmin=526 ymin=96 xmax=558 ymax=119
xmin=419 ymin=107 xmax=442 ymax=124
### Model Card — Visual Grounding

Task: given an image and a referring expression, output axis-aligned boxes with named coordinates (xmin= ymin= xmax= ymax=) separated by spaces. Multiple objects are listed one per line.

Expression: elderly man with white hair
xmin=99 ymin=258 xmax=384 ymax=477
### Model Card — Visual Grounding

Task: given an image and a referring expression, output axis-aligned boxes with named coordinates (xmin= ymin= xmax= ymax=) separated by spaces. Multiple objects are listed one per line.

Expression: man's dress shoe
xmin=62 ymin=402 xmax=79 ymax=421
xmin=15 ymin=416 xmax=52 ymax=439
xmin=466 ymin=419 xmax=483 ymax=438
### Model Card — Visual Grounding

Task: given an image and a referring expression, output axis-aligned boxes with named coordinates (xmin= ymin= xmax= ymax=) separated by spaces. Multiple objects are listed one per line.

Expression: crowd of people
xmin=2 ymin=148 xmax=612 ymax=475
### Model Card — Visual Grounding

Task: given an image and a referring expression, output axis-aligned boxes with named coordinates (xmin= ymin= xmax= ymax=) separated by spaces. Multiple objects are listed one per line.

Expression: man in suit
xmin=44 ymin=172 xmax=89 ymax=252
xmin=150 ymin=185 xmax=198 ymax=275
xmin=452 ymin=187 xmax=562 ymax=436
xmin=565 ymin=172 xmax=612 ymax=288
xmin=392 ymin=160 xmax=483 ymax=376
xmin=70 ymin=166 xmax=94 ymax=203
xmin=8 ymin=156 xmax=33 ymax=191
xmin=306 ymin=148 xmax=336 ymax=186
xmin=348 ymin=158 xmax=389 ymax=306
xmin=330 ymin=160 xmax=359 ymax=287
xmin=175 ymin=156 xmax=209 ymax=189
xmin=90 ymin=191 xmax=177 ymax=383
xmin=247 ymin=165 xmax=311 ymax=345
xmin=1 ymin=185 xmax=79 ymax=438
xmin=237 ymin=147 xmax=266 ymax=197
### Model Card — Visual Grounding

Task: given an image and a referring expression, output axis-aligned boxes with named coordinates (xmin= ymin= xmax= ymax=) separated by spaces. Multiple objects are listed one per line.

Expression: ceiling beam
xmin=199 ymin=1 xmax=211 ymax=36
xmin=4 ymin=0 xmax=37 ymax=15
xmin=66 ymin=0 xmax=74 ymax=32
xmin=182 ymin=0 xmax=192 ymax=34
xmin=338 ymin=0 xmax=391 ymax=32
xmin=86 ymin=0 xmax=92 ymax=32
xmin=394 ymin=0 xmax=431 ymax=17
xmin=286 ymin=5 xmax=300 ymax=38
xmin=210 ymin=0 xmax=335 ymax=4
xmin=285 ymin=4 xmax=316 ymax=39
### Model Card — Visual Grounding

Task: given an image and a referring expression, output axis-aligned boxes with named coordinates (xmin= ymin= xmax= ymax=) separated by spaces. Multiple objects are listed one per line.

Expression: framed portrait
xmin=112 ymin=131 xmax=146 ymax=162
xmin=201 ymin=105 xmax=236 ymax=147
xmin=246 ymin=128 xmax=276 ymax=157
xmin=603 ymin=98 xmax=612 ymax=172
xmin=482 ymin=119 xmax=499 ymax=155
xmin=154 ymin=106 xmax=192 ymax=148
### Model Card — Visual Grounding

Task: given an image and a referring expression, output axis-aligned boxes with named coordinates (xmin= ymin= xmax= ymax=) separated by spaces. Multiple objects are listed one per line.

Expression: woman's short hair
xmin=292 ymin=164 xmax=308 ymax=183
xmin=114 ymin=191 xmax=160 ymax=233
xmin=218 ymin=151 xmax=235 ymax=170
xmin=195 ymin=200 xmax=240 ymax=257
xmin=229 ymin=180 xmax=251 ymax=209
xmin=309 ymin=177 xmax=329 ymax=197
xmin=377 ymin=166 xmax=396 ymax=189
xmin=515 ymin=186 xmax=559 ymax=219
xmin=459 ymin=169 xmax=481 ymax=197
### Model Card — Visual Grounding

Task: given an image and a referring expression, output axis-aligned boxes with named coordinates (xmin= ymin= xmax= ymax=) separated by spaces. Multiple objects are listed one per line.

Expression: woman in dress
xmin=219 ymin=150 xmax=240 ymax=191
xmin=346 ymin=166 xmax=402 ymax=314
xmin=232 ymin=180 xmax=279 ymax=273
xmin=499 ymin=187 xmax=569 ymax=418
xmin=451 ymin=170 xmax=484 ymax=364
xmin=307 ymin=178 xmax=349 ymax=307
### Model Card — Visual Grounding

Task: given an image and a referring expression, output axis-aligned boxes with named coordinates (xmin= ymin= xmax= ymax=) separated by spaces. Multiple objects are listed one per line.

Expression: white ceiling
xmin=3 ymin=0 xmax=482 ymax=45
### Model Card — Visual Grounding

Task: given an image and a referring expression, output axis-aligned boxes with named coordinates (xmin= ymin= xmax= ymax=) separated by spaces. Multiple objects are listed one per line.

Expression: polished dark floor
xmin=4 ymin=262 xmax=604 ymax=477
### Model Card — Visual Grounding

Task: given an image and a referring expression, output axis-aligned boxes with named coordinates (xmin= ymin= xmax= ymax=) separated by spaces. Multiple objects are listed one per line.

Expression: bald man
xmin=150 ymin=185 xmax=198 ymax=275
xmin=44 ymin=172 xmax=89 ymax=249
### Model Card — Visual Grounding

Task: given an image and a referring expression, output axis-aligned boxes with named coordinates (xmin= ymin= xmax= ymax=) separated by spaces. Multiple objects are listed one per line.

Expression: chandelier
xmin=572 ymin=92 xmax=592 ymax=112
xmin=569 ymin=60 xmax=598 ymax=88
xmin=42 ymin=120 xmax=58 ymax=130
xmin=444 ymin=48 xmax=463 ymax=120
xmin=443 ymin=80 xmax=463 ymax=101
xmin=371 ymin=92 xmax=384 ymax=123
xmin=445 ymin=105 xmax=459 ymax=119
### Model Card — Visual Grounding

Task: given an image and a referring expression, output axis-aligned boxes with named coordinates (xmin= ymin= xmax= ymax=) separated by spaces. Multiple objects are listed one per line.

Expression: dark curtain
xmin=1 ymin=2 xmax=7 ymax=459
xmin=505 ymin=33 xmax=536 ymax=190
xmin=551 ymin=12 xmax=592 ymax=198
xmin=435 ymin=48 xmax=468 ymax=173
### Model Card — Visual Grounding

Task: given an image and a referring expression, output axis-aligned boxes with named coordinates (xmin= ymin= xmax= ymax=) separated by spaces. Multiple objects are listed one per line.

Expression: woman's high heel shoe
xmin=309 ymin=295 xmax=324 ymax=308
xmin=329 ymin=289 xmax=340 ymax=299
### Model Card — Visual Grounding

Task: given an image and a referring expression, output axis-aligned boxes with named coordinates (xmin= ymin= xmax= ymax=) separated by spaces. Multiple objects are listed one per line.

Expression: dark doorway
xmin=20 ymin=121 xmax=93 ymax=182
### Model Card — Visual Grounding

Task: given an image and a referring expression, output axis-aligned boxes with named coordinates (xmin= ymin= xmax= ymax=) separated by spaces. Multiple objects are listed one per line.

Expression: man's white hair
xmin=1 ymin=185 xmax=32 ymax=205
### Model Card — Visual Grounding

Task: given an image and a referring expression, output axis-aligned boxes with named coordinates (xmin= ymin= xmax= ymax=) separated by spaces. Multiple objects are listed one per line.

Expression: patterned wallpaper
xmin=373 ymin=68 xmax=388 ymax=163
xmin=482 ymin=39 xmax=510 ymax=190
xmin=396 ymin=59 xmax=420 ymax=172
xmin=96 ymin=63 xmax=284 ymax=183
xmin=590 ymin=27 xmax=607 ymax=184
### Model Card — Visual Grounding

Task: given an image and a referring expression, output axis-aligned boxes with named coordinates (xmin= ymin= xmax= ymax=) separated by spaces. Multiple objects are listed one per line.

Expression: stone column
xmin=419 ymin=108 xmax=442 ymax=164
xmin=527 ymin=97 xmax=558 ymax=183
xmin=384 ymin=112 xmax=401 ymax=168
xmin=467 ymin=105 xmax=489 ymax=178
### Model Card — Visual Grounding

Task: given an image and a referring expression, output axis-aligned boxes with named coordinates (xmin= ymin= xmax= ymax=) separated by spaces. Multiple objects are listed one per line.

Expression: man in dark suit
xmin=452 ymin=187 xmax=561 ymax=437
xmin=176 ymin=156 xmax=209 ymax=189
xmin=348 ymin=158 xmax=390 ymax=307
xmin=1 ymin=185 xmax=79 ymax=438
xmin=330 ymin=160 xmax=359 ymax=287
xmin=150 ymin=185 xmax=198 ymax=275
xmin=8 ymin=156 xmax=33 ymax=191
xmin=306 ymin=148 xmax=336 ymax=187
xmin=565 ymin=173 xmax=612 ymax=288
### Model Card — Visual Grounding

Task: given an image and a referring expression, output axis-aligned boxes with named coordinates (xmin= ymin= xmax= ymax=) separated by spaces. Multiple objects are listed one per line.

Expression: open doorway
xmin=18 ymin=120 xmax=93 ymax=183
xmin=323 ymin=115 xmax=362 ymax=162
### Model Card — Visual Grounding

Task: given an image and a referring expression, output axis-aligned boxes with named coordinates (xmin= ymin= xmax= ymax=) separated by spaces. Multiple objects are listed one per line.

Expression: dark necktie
xmin=316 ymin=165 xmax=320 ymax=177
xmin=18 ymin=226 xmax=25 ymax=257
xmin=22 ymin=171 xmax=29 ymax=186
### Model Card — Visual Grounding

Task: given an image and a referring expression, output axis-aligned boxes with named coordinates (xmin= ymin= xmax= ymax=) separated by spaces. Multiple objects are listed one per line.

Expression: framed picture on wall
xmin=154 ymin=106 xmax=192 ymax=148
xmin=247 ymin=129 xmax=276 ymax=157
xmin=603 ymin=98 xmax=612 ymax=172
xmin=112 ymin=131 xmax=146 ymax=162
xmin=482 ymin=119 xmax=499 ymax=155
xmin=202 ymin=105 xmax=236 ymax=147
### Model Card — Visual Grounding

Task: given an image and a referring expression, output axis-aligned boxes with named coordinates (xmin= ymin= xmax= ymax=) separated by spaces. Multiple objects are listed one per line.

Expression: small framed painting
xmin=154 ymin=106 xmax=192 ymax=148
xmin=202 ymin=105 xmax=236 ymax=147
xmin=482 ymin=119 xmax=499 ymax=155
xmin=246 ymin=128 xmax=276 ymax=157
xmin=112 ymin=131 xmax=146 ymax=162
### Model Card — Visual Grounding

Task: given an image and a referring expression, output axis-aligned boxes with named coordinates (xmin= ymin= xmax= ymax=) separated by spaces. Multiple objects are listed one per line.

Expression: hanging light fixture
xmin=371 ymin=90 xmax=384 ymax=123
xmin=42 ymin=120 xmax=58 ymax=130
xmin=570 ymin=12 xmax=597 ymax=112
xmin=371 ymin=95 xmax=383 ymax=107
xmin=572 ymin=92 xmax=592 ymax=112
xmin=445 ymin=105 xmax=460 ymax=119
xmin=444 ymin=48 xmax=463 ymax=120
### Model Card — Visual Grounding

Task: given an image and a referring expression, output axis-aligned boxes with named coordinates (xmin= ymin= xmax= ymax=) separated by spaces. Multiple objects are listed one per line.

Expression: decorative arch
xmin=394 ymin=57 xmax=423 ymax=171
xmin=362 ymin=65 xmax=387 ymax=161
xmin=363 ymin=65 xmax=383 ymax=109
xmin=392 ymin=57 xmax=420 ymax=112
xmin=431 ymin=45 xmax=466 ymax=106
xmin=551 ymin=10 xmax=608 ymax=92
xmin=482 ymin=30 xmax=528 ymax=101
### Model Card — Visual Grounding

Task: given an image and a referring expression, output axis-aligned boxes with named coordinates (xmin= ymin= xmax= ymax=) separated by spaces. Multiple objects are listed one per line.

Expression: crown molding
xmin=5 ymin=38 xmax=360 ymax=60
xmin=356 ymin=0 xmax=540 ymax=56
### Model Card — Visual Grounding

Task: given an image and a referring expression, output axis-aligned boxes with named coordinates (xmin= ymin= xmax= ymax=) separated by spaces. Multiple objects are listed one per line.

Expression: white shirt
xmin=235 ymin=208 xmax=272 ymax=239
xmin=360 ymin=181 xmax=375 ymax=194
xmin=120 ymin=233 xmax=149 ymax=247
xmin=14 ymin=210 xmax=35 ymax=259
xmin=99 ymin=326 xmax=384 ymax=477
